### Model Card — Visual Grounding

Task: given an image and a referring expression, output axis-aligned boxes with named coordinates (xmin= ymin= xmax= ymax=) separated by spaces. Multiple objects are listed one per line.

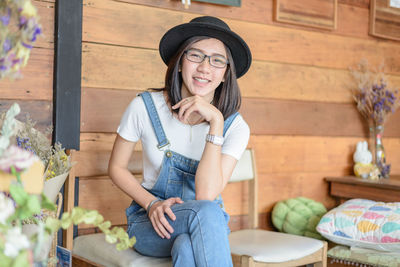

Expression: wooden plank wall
xmin=0 ymin=0 xmax=54 ymax=133
xmin=79 ymin=0 xmax=400 ymax=231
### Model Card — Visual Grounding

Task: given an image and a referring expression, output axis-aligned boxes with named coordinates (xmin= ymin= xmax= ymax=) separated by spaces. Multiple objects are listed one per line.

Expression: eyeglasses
xmin=184 ymin=49 xmax=229 ymax=69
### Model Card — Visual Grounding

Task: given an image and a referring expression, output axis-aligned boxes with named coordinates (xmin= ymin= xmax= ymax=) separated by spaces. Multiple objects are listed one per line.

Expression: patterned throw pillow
xmin=317 ymin=199 xmax=400 ymax=252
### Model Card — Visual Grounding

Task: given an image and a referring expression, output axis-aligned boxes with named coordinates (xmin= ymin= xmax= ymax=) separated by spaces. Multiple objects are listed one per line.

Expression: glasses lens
xmin=186 ymin=50 xmax=204 ymax=63
xmin=210 ymin=56 xmax=228 ymax=68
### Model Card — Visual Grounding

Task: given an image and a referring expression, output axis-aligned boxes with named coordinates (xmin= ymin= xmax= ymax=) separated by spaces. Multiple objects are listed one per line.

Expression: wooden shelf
xmin=325 ymin=175 xmax=400 ymax=203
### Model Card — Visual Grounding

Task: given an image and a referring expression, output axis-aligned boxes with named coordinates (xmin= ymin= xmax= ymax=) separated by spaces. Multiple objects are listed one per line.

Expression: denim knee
xmin=192 ymin=200 xmax=225 ymax=220
xmin=171 ymin=234 xmax=192 ymax=257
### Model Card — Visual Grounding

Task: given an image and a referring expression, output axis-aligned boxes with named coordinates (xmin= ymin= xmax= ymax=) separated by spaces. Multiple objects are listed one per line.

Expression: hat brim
xmin=159 ymin=22 xmax=251 ymax=78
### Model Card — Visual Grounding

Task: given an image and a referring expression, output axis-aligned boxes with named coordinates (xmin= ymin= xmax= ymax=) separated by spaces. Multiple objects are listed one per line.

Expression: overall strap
xmin=139 ymin=92 xmax=170 ymax=150
xmin=223 ymin=112 xmax=239 ymax=136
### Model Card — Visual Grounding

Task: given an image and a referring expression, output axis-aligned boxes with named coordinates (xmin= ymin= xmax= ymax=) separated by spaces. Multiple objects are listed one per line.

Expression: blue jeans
xmin=127 ymin=200 xmax=232 ymax=267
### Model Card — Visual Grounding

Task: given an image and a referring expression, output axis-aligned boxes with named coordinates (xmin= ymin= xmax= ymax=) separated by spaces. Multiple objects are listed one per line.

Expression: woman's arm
xmin=108 ymin=135 xmax=155 ymax=209
xmin=195 ymin=117 xmax=238 ymax=200
xmin=108 ymin=135 xmax=182 ymax=239
xmin=172 ymin=96 xmax=239 ymax=200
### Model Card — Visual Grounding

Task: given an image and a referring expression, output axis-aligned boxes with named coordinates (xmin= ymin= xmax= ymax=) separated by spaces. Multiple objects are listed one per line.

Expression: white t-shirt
xmin=117 ymin=91 xmax=250 ymax=189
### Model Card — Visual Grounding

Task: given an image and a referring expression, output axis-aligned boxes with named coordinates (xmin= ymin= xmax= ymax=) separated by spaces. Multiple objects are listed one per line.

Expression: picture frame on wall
xmin=193 ymin=0 xmax=240 ymax=7
xmin=274 ymin=0 xmax=337 ymax=30
xmin=370 ymin=0 xmax=400 ymax=41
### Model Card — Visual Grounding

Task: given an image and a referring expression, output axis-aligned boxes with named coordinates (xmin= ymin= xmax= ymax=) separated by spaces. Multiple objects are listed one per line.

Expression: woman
xmin=108 ymin=16 xmax=252 ymax=266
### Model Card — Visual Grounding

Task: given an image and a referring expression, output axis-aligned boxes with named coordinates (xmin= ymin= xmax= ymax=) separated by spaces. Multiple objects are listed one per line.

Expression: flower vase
xmin=373 ymin=125 xmax=391 ymax=178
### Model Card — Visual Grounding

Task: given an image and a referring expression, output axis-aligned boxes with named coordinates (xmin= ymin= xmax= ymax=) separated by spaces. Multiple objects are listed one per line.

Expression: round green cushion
xmin=271 ymin=197 xmax=327 ymax=240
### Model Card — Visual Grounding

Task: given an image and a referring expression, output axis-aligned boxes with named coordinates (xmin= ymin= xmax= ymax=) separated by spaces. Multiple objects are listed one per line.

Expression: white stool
xmin=228 ymin=149 xmax=327 ymax=267
xmin=73 ymin=233 xmax=172 ymax=267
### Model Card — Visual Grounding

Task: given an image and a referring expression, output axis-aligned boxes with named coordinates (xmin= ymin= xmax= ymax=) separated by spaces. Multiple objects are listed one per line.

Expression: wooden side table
xmin=325 ymin=175 xmax=400 ymax=204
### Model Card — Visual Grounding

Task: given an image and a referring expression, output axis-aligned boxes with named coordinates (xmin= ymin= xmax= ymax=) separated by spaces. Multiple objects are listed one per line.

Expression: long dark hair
xmin=158 ymin=36 xmax=242 ymax=119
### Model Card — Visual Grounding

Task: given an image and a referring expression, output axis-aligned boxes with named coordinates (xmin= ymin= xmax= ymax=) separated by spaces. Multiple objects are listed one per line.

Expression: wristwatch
xmin=205 ymin=134 xmax=224 ymax=146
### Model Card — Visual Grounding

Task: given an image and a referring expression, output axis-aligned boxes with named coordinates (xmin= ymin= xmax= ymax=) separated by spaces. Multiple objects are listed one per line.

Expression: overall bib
xmin=125 ymin=92 xmax=237 ymax=267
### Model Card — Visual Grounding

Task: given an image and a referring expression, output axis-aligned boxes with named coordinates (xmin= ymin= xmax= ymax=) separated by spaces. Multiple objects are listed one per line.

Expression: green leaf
xmin=45 ymin=217 xmax=61 ymax=233
xmin=93 ymin=214 xmax=104 ymax=226
xmin=60 ymin=212 xmax=73 ymax=229
xmin=26 ymin=195 xmax=41 ymax=215
xmin=116 ymin=242 xmax=128 ymax=251
xmin=41 ymin=193 xmax=57 ymax=211
xmin=9 ymin=184 xmax=28 ymax=205
xmin=82 ymin=210 xmax=100 ymax=225
xmin=105 ymin=234 xmax=117 ymax=244
xmin=12 ymin=250 xmax=30 ymax=267
xmin=98 ymin=221 xmax=112 ymax=233
xmin=129 ymin=236 xmax=136 ymax=247
xmin=0 ymin=252 xmax=12 ymax=267
xmin=17 ymin=206 xmax=34 ymax=220
xmin=10 ymin=166 xmax=22 ymax=184
xmin=70 ymin=207 xmax=85 ymax=224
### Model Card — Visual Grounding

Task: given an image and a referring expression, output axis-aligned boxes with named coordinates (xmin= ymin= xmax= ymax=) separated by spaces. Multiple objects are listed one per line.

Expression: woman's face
xmin=180 ymin=38 xmax=227 ymax=102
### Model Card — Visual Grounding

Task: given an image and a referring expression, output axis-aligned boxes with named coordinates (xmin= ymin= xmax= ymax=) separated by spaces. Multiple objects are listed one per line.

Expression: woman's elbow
xmin=108 ymin=163 xmax=119 ymax=181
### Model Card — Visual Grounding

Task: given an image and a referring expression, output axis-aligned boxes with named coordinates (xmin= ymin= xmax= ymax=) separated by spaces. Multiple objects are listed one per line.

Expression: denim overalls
xmin=125 ymin=92 xmax=236 ymax=266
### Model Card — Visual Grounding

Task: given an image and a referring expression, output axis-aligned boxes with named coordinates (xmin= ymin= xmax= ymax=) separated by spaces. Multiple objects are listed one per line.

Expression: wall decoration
xmin=181 ymin=0 xmax=240 ymax=8
xmin=370 ymin=0 xmax=400 ymax=41
xmin=274 ymin=0 xmax=337 ymax=30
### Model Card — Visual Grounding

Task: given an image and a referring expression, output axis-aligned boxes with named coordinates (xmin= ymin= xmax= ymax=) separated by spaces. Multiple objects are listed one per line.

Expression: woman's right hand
xmin=148 ymin=197 xmax=183 ymax=239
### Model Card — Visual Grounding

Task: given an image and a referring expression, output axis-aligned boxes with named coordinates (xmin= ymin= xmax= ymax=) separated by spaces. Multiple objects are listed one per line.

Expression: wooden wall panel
xmin=82 ymin=1 xmax=400 ymax=75
xmin=82 ymin=44 xmax=165 ymax=90
xmin=78 ymin=177 xmax=131 ymax=229
xmin=82 ymin=44 xmax=400 ymax=105
xmin=0 ymin=100 xmax=52 ymax=133
xmin=0 ymin=48 xmax=54 ymax=101
xmin=83 ymin=45 xmax=400 ymax=104
xmin=249 ymin=135 xmax=400 ymax=175
xmin=0 ymin=1 xmax=54 ymax=133
xmin=80 ymin=88 xmax=139 ymax=133
xmin=73 ymin=150 xmax=142 ymax=177
xmin=34 ymin=0 xmax=55 ymax=49
xmin=118 ymin=0 xmax=370 ymax=39
xmin=80 ymin=133 xmax=142 ymax=152
xmin=241 ymin=98 xmax=400 ymax=137
xmin=80 ymin=87 xmax=400 ymax=137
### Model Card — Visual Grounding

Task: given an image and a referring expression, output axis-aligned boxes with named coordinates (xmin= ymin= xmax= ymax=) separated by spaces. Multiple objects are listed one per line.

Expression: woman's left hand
xmin=172 ymin=96 xmax=223 ymax=125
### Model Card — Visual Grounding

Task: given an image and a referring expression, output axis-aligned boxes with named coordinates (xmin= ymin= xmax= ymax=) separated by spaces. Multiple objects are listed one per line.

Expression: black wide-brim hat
xmin=159 ymin=16 xmax=252 ymax=78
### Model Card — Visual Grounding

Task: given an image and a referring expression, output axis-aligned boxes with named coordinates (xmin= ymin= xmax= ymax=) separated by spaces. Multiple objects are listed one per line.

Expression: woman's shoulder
xmin=226 ymin=113 xmax=250 ymax=135
xmin=127 ymin=90 xmax=163 ymax=107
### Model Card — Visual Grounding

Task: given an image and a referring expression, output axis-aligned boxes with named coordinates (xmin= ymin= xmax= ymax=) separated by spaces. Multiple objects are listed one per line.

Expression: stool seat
xmin=229 ymin=229 xmax=325 ymax=263
xmin=73 ymin=233 xmax=172 ymax=267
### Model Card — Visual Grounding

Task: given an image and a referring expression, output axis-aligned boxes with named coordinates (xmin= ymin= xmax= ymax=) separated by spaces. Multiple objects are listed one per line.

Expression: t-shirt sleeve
xmin=221 ymin=115 xmax=250 ymax=160
xmin=116 ymin=96 xmax=144 ymax=142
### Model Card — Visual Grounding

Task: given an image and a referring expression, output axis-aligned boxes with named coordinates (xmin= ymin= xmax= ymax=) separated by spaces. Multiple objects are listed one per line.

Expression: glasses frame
xmin=184 ymin=49 xmax=229 ymax=69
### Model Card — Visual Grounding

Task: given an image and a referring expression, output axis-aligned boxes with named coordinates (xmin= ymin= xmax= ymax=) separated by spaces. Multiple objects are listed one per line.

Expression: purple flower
xmin=19 ymin=16 xmax=27 ymax=26
xmin=16 ymin=137 xmax=35 ymax=155
xmin=0 ymin=8 xmax=11 ymax=26
xmin=31 ymin=26 xmax=41 ymax=42
xmin=374 ymin=102 xmax=383 ymax=112
xmin=3 ymin=39 xmax=12 ymax=53
xmin=21 ymin=42 xmax=33 ymax=49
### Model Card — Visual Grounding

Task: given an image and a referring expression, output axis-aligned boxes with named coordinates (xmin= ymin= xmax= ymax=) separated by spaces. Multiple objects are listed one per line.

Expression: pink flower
xmin=0 ymin=145 xmax=40 ymax=173
xmin=0 ymin=193 xmax=15 ymax=224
